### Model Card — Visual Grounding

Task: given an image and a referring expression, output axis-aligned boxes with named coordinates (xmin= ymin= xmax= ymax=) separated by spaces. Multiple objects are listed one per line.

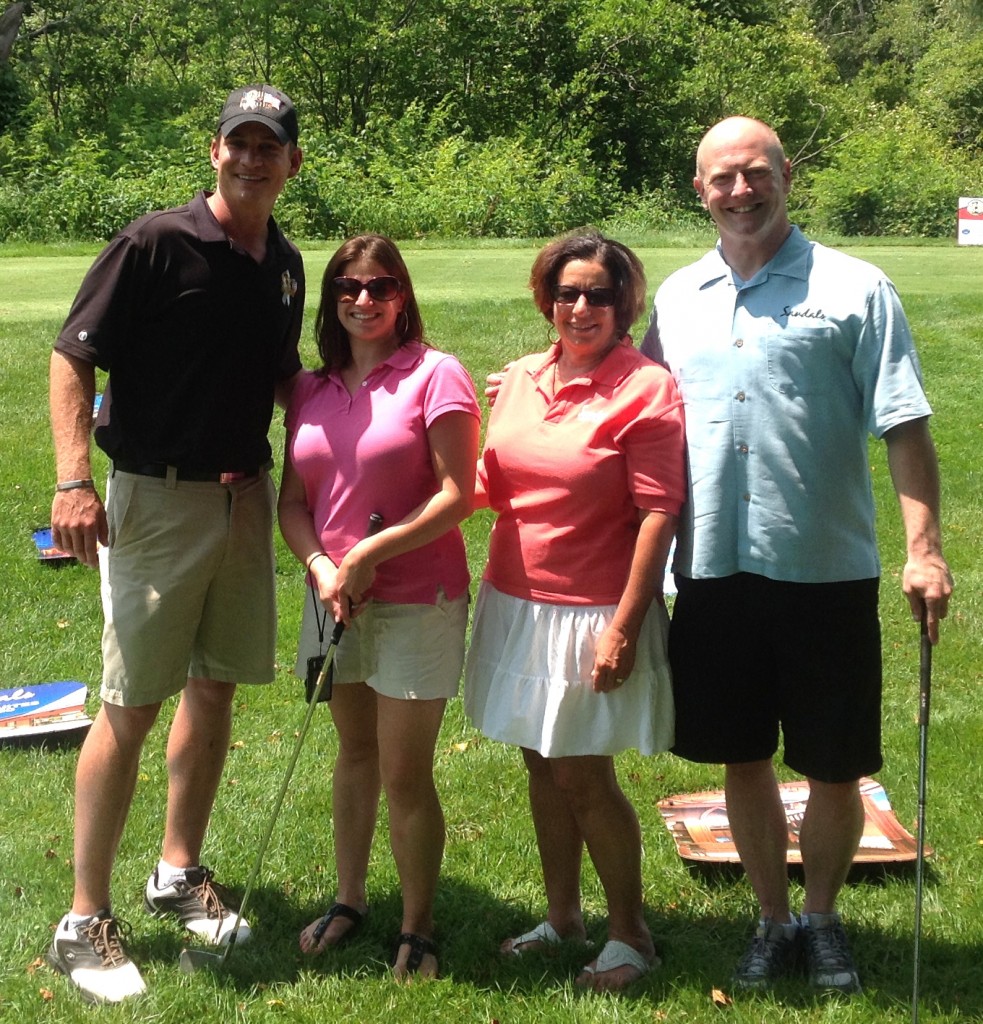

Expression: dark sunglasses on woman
xmin=552 ymin=285 xmax=617 ymax=308
xmin=331 ymin=276 xmax=402 ymax=302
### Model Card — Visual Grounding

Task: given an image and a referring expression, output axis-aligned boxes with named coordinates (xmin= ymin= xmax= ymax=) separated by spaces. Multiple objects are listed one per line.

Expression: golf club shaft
xmin=221 ymin=512 xmax=383 ymax=957
xmin=912 ymin=606 xmax=932 ymax=1024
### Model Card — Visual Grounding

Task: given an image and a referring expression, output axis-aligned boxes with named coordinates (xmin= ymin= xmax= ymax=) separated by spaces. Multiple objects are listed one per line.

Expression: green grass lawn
xmin=0 ymin=240 xmax=980 ymax=1023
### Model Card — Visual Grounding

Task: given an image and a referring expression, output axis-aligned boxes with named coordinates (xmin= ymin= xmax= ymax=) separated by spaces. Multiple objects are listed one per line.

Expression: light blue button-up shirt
xmin=641 ymin=226 xmax=932 ymax=584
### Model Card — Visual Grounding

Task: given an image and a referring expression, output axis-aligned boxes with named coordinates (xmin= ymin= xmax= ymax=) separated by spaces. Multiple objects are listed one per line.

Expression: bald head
xmin=692 ymin=116 xmax=793 ymax=279
xmin=696 ymin=117 xmax=786 ymax=180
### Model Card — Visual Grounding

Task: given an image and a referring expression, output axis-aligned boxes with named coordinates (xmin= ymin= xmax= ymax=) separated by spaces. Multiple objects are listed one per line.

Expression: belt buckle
xmin=219 ymin=471 xmax=247 ymax=484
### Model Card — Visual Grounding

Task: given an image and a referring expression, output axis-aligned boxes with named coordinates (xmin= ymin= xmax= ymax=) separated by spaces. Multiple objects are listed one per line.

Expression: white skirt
xmin=464 ymin=582 xmax=674 ymax=757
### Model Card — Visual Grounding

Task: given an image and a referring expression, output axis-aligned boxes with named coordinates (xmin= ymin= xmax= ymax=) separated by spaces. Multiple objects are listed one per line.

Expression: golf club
xmin=180 ymin=512 xmax=383 ymax=974
xmin=912 ymin=603 xmax=932 ymax=1024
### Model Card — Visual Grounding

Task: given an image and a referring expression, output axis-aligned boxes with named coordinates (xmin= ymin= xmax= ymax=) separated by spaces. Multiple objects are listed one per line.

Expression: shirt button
xmin=743 ymin=493 xmax=751 ymax=502
xmin=734 ymin=338 xmax=744 ymax=348
xmin=738 ymin=443 xmax=749 ymax=454
xmin=736 ymin=391 xmax=746 ymax=401
xmin=361 ymin=381 xmax=368 ymax=387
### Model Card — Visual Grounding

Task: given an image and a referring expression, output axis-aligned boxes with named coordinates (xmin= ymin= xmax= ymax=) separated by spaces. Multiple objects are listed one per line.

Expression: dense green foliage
xmin=1 ymin=0 xmax=982 ymax=240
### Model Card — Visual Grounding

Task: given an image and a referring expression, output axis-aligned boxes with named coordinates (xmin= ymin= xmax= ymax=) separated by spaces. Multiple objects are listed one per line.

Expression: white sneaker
xmin=144 ymin=865 xmax=251 ymax=945
xmin=46 ymin=911 xmax=147 ymax=1004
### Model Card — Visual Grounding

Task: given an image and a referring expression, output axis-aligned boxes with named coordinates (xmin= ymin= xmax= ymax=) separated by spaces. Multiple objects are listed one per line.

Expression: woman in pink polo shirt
xmin=465 ymin=233 xmax=686 ymax=991
xmin=278 ymin=235 xmax=479 ymax=980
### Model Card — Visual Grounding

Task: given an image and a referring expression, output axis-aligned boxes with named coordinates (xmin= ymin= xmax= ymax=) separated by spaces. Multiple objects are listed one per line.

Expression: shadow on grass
xmin=646 ymin=858 xmax=980 ymax=1019
xmin=130 ymin=869 xmax=981 ymax=1019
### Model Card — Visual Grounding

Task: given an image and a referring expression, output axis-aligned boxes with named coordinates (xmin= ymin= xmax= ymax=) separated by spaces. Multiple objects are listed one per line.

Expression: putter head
xmin=179 ymin=947 xmax=227 ymax=973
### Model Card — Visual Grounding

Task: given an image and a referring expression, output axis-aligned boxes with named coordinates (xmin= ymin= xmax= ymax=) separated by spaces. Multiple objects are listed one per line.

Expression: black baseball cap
xmin=217 ymin=85 xmax=298 ymax=146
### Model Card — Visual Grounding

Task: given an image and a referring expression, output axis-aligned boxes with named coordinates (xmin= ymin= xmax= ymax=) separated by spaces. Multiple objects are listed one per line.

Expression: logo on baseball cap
xmin=217 ymin=85 xmax=298 ymax=146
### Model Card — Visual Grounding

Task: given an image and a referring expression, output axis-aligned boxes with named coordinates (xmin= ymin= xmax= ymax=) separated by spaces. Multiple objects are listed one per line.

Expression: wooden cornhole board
xmin=658 ymin=777 xmax=928 ymax=865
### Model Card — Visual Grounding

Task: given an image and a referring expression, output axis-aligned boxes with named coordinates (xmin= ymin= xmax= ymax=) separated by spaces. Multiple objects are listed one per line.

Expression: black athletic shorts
xmin=669 ymin=573 xmax=882 ymax=783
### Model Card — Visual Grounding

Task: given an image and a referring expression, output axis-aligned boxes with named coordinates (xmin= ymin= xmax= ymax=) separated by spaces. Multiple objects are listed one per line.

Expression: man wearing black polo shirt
xmin=46 ymin=85 xmax=304 ymax=1004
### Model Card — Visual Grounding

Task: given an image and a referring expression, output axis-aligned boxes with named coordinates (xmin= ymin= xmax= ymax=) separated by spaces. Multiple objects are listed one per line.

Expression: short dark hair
xmin=529 ymin=232 xmax=647 ymax=336
xmin=315 ymin=234 xmax=425 ymax=372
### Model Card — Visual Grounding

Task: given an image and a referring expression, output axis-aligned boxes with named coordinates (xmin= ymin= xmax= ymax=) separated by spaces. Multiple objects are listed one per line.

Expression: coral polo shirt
xmin=478 ymin=339 xmax=686 ymax=605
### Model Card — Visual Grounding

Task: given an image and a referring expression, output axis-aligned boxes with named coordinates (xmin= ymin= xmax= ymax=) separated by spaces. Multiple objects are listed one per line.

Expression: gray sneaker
xmin=144 ymin=865 xmax=249 ymax=945
xmin=801 ymin=911 xmax=862 ymax=994
xmin=731 ymin=917 xmax=801 ymax=991
xmin=46 ymin=910 xmax=147 ymax=1004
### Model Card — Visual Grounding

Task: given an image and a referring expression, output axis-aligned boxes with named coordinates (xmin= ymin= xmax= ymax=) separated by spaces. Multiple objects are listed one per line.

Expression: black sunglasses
xmin=552 ymin=285 xmax=617 ymax=308
xmin=331 ymin=276 xmax=402 ymax=302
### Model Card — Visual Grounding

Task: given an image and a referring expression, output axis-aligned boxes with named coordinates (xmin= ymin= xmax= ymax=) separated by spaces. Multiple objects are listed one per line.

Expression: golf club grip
xmin=328 ymin=512 xmax=385 ymax=645
xmin=918 ymin=611 xmax=932 ymax=726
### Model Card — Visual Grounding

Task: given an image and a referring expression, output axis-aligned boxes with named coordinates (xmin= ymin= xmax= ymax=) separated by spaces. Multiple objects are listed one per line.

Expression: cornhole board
xmin=0 ymin=681 xmax=92 ymax=744
xmin=658 ymin=777 xmax=928 ymax=865
xmin=32 ymin=527 xmax=76 ymax=567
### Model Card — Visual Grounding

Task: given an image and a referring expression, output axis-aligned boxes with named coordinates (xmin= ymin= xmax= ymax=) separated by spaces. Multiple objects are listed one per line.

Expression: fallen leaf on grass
xmin=40 ymin=989 xmax=54 ymax=1001
xmin=27 ymin=957 xmax=44 ymax=975
xmin=230 ymin=741 xmax=246 ymax=749
xmin=57 ymin=620 xmax=69 ymax=629
xmin=450 ymin=741 xmax=470 ymax=753
xmin=711 ymin=987 xmax=732 ymax=1007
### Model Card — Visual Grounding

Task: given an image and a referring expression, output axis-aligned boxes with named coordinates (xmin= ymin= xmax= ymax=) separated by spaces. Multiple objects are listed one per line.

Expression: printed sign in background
xmin=957 ymin=197 xmax=983 ymax=245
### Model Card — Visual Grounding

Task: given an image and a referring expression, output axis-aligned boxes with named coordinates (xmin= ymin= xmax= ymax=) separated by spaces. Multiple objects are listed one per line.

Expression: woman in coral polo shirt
xmin=465 ymin=233 xmax=686 ymax=991
xmin=278 ymin=235 xmax=479 ymax=980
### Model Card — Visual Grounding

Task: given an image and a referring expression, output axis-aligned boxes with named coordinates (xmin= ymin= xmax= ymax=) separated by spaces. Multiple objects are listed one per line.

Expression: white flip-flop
xmin=503 ymin=920 xmax=563 ymax=955
xmin=578 ymin=939 xmax=656 ymax=983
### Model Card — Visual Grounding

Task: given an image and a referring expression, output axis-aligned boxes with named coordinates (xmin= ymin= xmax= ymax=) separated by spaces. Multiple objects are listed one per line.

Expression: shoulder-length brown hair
xmin=314 ymin=234 xmax=425 ymax=372
xmin=529 ymin=232 xmax=647 ymax=337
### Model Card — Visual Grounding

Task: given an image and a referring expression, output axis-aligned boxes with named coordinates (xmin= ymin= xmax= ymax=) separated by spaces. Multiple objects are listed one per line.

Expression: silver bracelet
xmin=56 ymin=478 xmax=95 ymax=492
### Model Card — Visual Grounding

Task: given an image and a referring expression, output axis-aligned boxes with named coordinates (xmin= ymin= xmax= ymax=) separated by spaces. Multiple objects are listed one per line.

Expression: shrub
xmin=803 ymin=107 xmax=982 ymax=237
xmin=295 ymin=124 xmax=620 ymax=239
xmin=0 ymin=134 xmax=210 ymax=242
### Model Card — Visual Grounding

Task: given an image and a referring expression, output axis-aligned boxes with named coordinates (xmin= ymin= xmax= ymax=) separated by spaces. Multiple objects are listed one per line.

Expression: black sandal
xmin=311 ymin=902 xmax=366 ymax=946
xmin=391 ymin=932 xmax=438 ymax=974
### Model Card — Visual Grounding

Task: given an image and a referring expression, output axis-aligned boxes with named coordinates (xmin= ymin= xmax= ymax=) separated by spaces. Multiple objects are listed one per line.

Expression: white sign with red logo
xmin=957 ymin=197 xmax=983 ymax=245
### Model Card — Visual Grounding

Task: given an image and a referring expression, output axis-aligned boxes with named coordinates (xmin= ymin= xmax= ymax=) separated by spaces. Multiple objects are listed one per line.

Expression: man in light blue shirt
xmin=641 ymin=116 xmax=953 ymax=995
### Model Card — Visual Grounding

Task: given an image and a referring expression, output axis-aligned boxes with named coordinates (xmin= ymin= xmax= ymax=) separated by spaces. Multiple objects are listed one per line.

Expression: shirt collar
xmin=698 ymin=225 xmax=811 ymax=290
xmin=528 ymin=336 xmax=637 ymax=388
xmin=192 ymin=189 xmax=290 ymax=258
xmin=327 ymin=340 xmax=424 ymax=387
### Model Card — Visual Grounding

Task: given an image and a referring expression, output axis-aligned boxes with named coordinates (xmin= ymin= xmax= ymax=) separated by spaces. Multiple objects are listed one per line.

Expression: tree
xmin=552 ymin=0 xmax=704 ymax=194
xmin=678 ymin=7 xmax=847 ymax=174
xmin=912 ymin=28 xmax=983 ymax=151
xmin=1 ymin=3 xmax=26 ymax=64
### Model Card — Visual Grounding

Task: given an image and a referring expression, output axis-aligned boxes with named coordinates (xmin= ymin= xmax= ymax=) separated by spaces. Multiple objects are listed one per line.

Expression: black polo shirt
xmin=55 ymin=191 xmax=304 ymax=472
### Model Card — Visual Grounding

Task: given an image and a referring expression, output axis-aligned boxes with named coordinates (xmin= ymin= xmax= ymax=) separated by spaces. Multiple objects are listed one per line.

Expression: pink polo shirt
xmin=286 ymin=341 xmax=479 ymax=604
xmin=478 ymin=339 xmax=686 ymax=605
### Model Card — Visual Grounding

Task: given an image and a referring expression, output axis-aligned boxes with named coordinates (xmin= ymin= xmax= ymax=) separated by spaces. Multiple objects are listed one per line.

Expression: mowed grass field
xmin=0 ymin=240 xmax=980 ymax=1024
